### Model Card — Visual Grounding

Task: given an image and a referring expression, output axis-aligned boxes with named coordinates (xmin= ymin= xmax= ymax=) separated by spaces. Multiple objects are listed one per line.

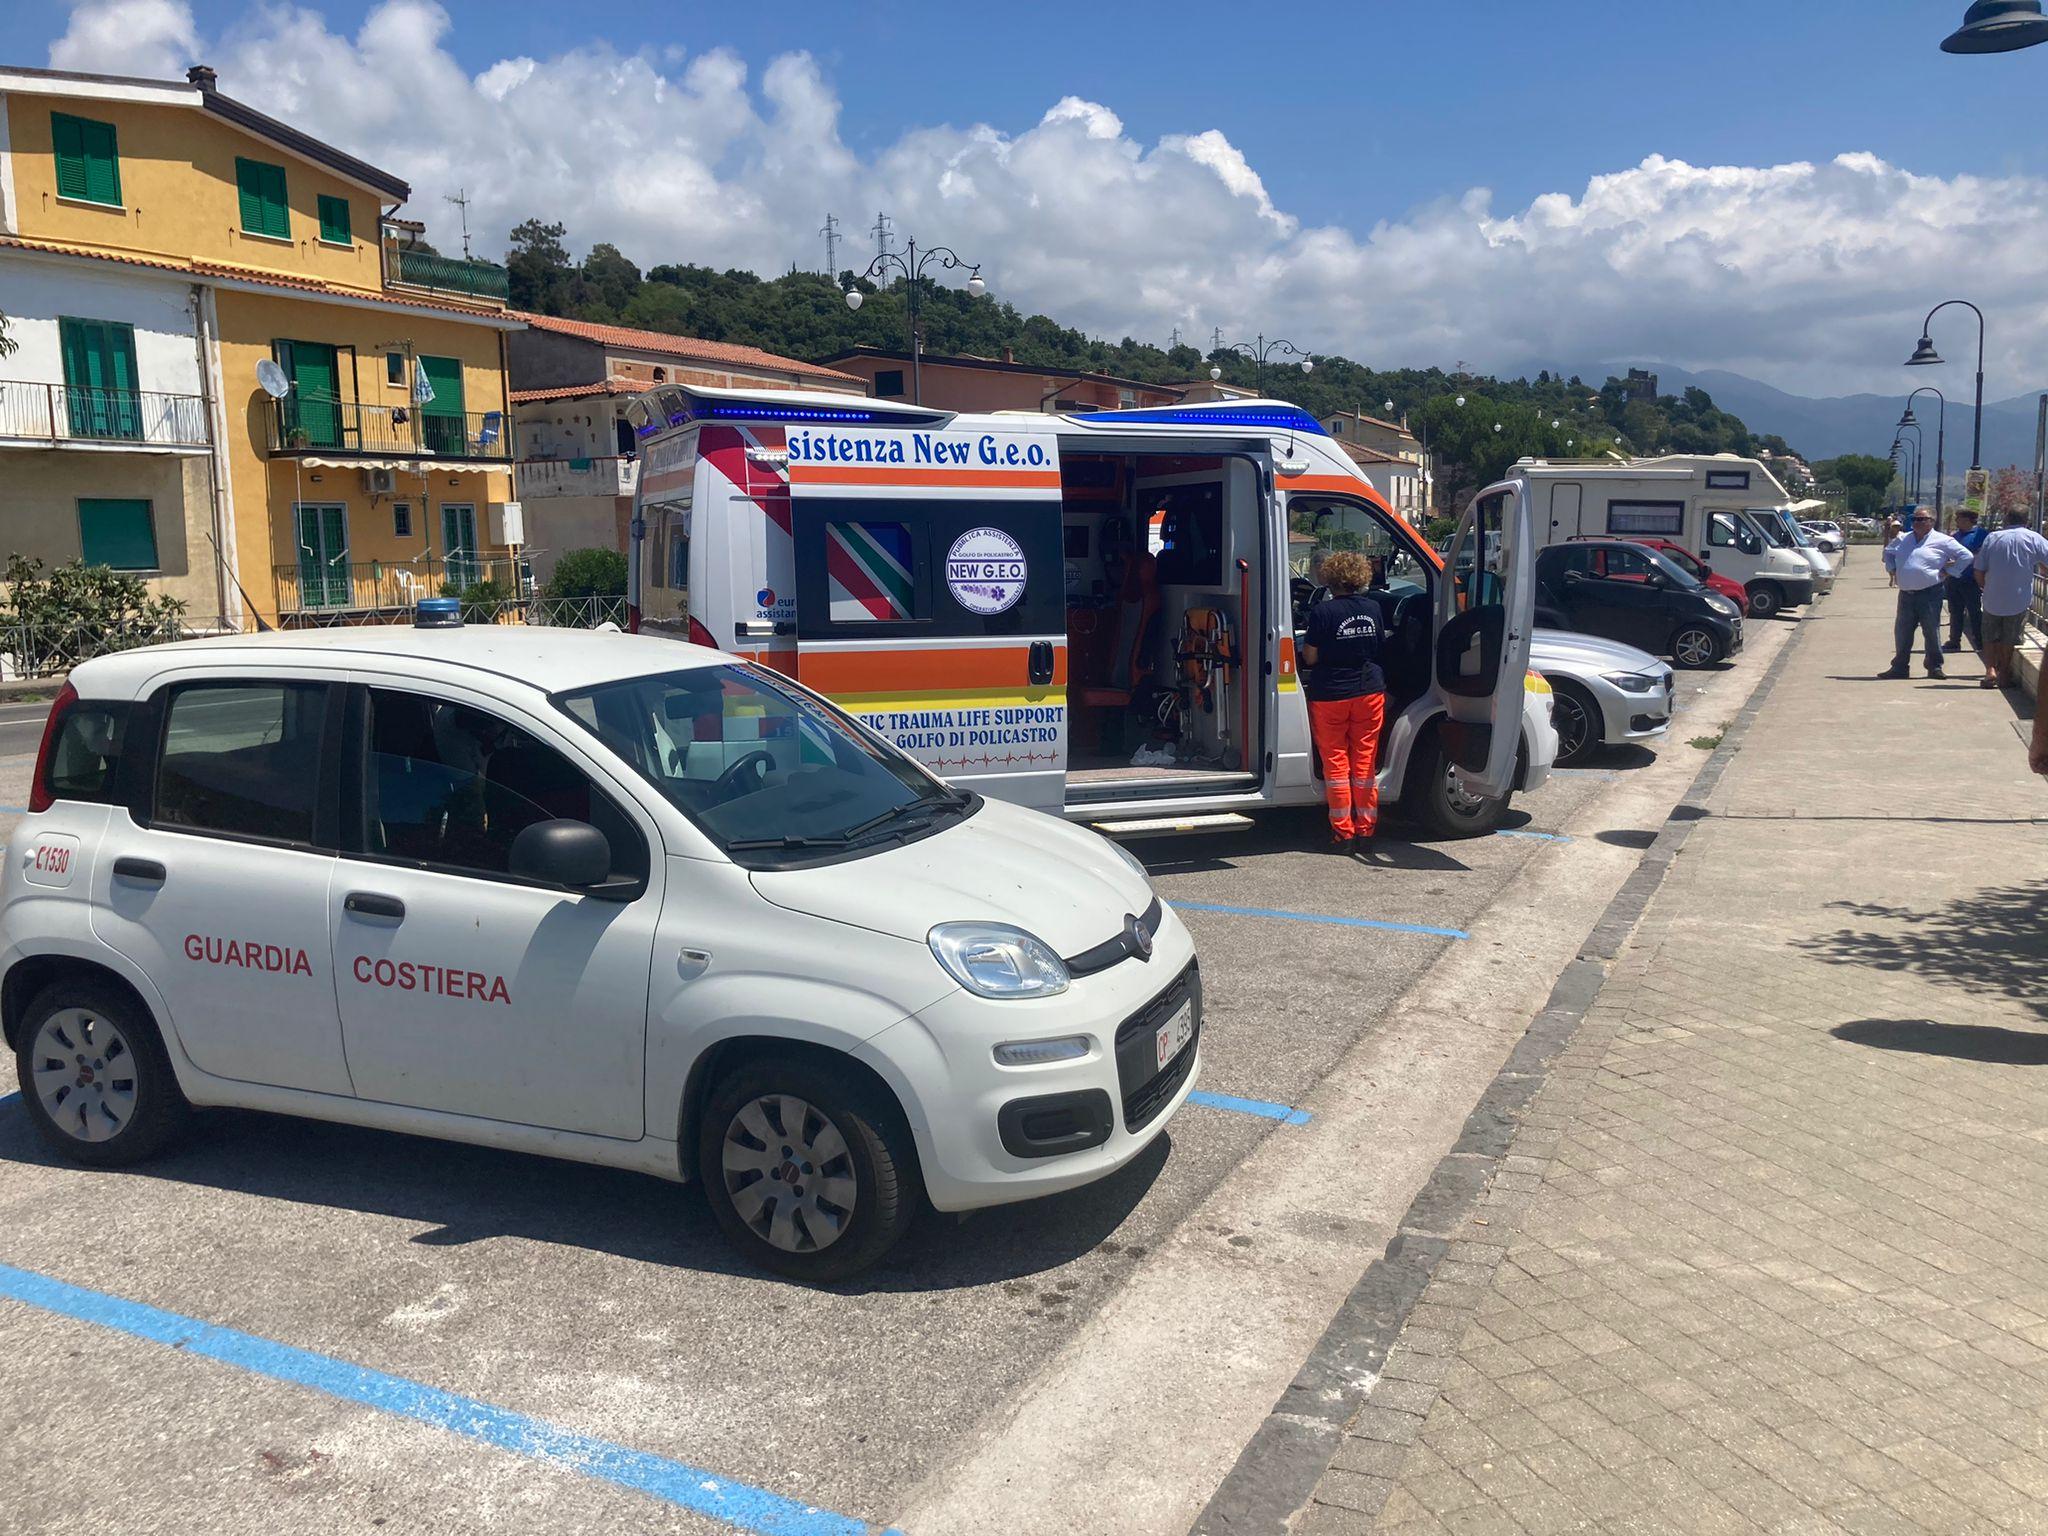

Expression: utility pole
xmin=1169 ymin=325 xmax=1183 ymax=349
xmin=819 ymin=214 xmax=841 ymax=276
xmin=444 ymin=188 xmax=472 ymax=259
xmin=871 ymin=211 xmax=894 ymax=263
xmin=1210 ymin=325 xmax=1224 ymax=353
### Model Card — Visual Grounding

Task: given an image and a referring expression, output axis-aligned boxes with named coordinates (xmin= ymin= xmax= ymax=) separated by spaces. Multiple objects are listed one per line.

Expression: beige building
xmin=1325 ymin=407 xmax=1431 ymax=521
xmin=820 ymin=347 xmax=1182 ymax=414
xmin=509 ymin=313 xmax=863 ymax=602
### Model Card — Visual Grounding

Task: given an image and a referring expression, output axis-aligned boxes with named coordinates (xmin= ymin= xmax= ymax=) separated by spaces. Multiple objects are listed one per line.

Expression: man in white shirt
xmin=1974 ymin=508 xmax=2048 ymax=689
xmin=1881 ymin=508 xmax=1975 ymax=678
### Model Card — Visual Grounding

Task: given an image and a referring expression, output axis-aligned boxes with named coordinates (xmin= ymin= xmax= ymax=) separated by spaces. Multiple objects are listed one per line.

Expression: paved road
xmin=0 ymin=700 xmax=56 ymax=763
xmin=0 ymin=627 xmax=1799 ymax=1536
xmin=1299 ymin=570 xmax=2048 ymax=1534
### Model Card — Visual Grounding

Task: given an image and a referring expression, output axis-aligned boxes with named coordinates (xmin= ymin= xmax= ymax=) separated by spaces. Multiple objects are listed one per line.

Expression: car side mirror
xmin=510 ymin=818 xmax=616 ymax=893
xmin=1644 ymin=571 xmax=1666 ymax=589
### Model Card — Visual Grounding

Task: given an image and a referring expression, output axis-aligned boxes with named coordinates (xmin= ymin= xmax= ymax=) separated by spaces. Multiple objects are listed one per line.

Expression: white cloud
xmin=44 ymin=0 xmax=2048 ymax=397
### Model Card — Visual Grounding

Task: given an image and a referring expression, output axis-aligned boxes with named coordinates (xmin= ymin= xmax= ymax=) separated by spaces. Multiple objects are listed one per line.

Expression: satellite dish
xmin=256 ymin=359 xmax=291 ymax=399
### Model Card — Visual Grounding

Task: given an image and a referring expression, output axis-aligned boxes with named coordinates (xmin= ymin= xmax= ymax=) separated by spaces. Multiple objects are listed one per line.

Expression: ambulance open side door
xmin=783 ymin=421 xmax=1070 ymax=812
xmin=1432 ymin=478 xmax=1534 ymax=799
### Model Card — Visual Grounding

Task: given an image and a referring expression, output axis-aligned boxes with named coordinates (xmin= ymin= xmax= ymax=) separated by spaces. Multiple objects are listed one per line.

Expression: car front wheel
xmin=1745 ymin=584 xmax=1782 ymax=620
xmin=1406 ymin=725 xmax=1511 ymax=838
xmin=1547 ymin=680 xmax=1599 ymax=766
xmin=15 ymin=979 xmax=190 ymax=1167
xmin=1671 ymin=625 xmax=1723 ymax=669
xmin=698 ymin=1054 xmax=915 ymax=1283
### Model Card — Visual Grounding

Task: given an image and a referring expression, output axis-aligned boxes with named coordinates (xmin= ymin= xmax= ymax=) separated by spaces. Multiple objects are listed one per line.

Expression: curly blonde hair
xmin=1320 ymin=550 xmax=1374 ymax=595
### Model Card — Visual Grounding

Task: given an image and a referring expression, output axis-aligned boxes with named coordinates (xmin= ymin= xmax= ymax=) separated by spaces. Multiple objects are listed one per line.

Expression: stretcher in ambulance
xmin=622 ymin=386 xmax=1553 ymax=838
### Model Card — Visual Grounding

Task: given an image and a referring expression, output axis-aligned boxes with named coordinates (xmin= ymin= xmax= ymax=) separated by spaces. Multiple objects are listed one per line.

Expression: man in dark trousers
xmin=1881 ymin=509 xmax=1973 ymax=678
xmin=1944 ymin=507 xmax=1987 ymax=654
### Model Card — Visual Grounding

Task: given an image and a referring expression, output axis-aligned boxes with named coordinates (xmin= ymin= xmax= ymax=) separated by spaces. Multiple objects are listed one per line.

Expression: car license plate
xmin=1155 ymin=1001 xmax=1194 ymax=1072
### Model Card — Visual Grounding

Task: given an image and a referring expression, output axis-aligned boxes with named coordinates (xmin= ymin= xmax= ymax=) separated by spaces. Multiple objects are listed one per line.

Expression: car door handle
xmin=112 ymin=857 xmax=166 ymax=885
xmin=1028 ymin=639 xmax=1055 ymax=686
xmin=344 ymin=891 xmax=405 ymax=921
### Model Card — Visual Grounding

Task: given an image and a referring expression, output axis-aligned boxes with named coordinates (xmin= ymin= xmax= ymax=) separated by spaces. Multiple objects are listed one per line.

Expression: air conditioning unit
xmin=361 ymin=466 xmax=398 ymax=496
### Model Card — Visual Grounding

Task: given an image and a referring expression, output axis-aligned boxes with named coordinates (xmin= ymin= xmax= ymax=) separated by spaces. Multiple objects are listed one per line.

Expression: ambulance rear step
xmin=1087 ymin=812 xmax=1255 ymax=839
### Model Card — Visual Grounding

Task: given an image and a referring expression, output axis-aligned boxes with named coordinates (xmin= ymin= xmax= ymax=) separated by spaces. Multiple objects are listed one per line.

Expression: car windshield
xmin=1747 ymin=510 xmax=1792 ymax=547
xmin=555 ymin=663 xmax=970 ymax=862
xmin=1639 ymin=546 xmax=1704 ymax=590
xmin=1660 ymin=545 xmax=1706 ymax=579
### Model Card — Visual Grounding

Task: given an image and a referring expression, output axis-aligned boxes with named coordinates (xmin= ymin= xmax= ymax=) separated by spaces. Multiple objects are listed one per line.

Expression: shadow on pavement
xmin=0 ymin=1099 xmax=1169 ymax=1295
xmin=1795 ymin=879 xmax=2048 ymax=1022
xmin=1596 ymin=829 xmax=1660 ymax=849
xmin=1135 ymin=806 xmax=1476 ymax=876
xmin=1832 ymin=1018 xmax=2048 ymax=1066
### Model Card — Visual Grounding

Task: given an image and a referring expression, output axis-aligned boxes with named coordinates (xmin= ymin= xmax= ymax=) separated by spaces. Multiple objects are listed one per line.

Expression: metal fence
xmin=268 ymin=398 xmax=512 ymax=461
xmin=0 ymin=613 xmax=192 ymax=680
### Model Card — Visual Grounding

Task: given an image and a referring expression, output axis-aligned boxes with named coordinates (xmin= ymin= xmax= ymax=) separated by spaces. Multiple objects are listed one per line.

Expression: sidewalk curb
xmin=1188 ymin=618 xmax=1813 ymax=1536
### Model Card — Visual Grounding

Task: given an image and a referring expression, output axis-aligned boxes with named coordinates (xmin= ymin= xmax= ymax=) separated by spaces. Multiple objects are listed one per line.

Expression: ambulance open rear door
xmin=1432 ymin=479 xmax=1534 ymax=798
xmin=783 ymin=420 xmax=1070 ymax=812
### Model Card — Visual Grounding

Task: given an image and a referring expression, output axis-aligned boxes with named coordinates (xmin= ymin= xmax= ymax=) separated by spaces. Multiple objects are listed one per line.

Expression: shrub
xmin=544 ymin=546 xmax=628 ymax=602
xmin=0 ymin=555 xmax=187 ymax=676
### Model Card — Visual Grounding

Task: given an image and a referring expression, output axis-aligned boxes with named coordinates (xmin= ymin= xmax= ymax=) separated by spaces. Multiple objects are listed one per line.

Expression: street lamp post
xmin=1942 ymin=1 xmax=2048 ymax=52
xmin=1891 ymin=435 xmax=1920 ymax=506
xmin=1905 ymin=299 xmax=1986 ymax=472
xmin=1897 ymin=420 xmax=1924 ymax=502
xmin=1901 ymin=386 xmax=1947 ymax=523
xmin=844 ymin=238 xmax=986 ymax=406
xmin=1208 ymin=333 xmax=1312 ymax=393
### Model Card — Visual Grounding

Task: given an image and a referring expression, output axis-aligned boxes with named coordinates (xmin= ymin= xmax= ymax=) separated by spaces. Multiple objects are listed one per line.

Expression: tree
xmin=577 ymin=243 xmax=641 ymax=320
xmin=0 ymin=554 xmax=186 ymax=674
xmin=1987 ymin=465 xmax=2031 ymax=523
xmin=1812 ymin=454 xmax=1894 ymax=521
xmin=544 ymin=547 xmax=627 ymax=601
xmin=505 ymin=218 xmax=571 ymax=312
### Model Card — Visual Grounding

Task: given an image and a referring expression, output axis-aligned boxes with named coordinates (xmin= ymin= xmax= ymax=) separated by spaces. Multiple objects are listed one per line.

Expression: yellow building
xmin=0 ymin=62 xmax=523 ymax=631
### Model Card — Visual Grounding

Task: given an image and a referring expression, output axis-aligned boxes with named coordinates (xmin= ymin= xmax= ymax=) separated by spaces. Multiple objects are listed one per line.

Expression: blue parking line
xmin=0 ymin=1262 xmax=897 ymax=1536
xmin=0 ymin=806 xmax=27 ymax=815
xmin=1170 ymin=900 xmax=1469 ymax=941
xmin=1495 ymin=829 xmax=1571 ymax=842
xmin=1188 ymin=1090 xmax=1312 ymax=1126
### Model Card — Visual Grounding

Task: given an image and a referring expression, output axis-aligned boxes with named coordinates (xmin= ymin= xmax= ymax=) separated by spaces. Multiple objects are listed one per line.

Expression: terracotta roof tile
xmin=510 ymin=377 xmax=650 ymax=404
xmin=512 ymin=312 xmax=860 ymax=384
xmin=0 ymin=236 xmax=517 ymax=323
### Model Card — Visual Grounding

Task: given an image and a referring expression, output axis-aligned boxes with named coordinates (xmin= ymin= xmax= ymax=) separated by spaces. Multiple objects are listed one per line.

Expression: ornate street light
xmin=844 ymin=238 xmax=986 ymax=405
xmin=1905 ymin=299 xmax=1986 ymax=471
xmin=1942 ymin=1 xmax=2048 ymax=52
xmin=1210 ymin=333 xmax=1313 ymax=393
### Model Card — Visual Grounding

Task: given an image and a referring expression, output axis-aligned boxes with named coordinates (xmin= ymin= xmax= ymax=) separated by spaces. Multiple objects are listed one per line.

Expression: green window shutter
xmin=52 ymin=113 xmax=120 ymax=206
xmin=237 ymin=158 xmax=290 ymax=238
xmin=78 ymin=499 xmax=159 ymax=570
xmin=317 ymin=194 xmax=351 ymax=245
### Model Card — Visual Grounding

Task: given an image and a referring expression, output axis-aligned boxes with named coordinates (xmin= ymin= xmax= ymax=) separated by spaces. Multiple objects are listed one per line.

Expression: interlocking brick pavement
xmin=1297 ymin=571 xmax=2048 ymax=1535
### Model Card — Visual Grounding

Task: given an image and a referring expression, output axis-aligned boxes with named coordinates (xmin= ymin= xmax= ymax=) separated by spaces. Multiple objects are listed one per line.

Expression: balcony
xmin=267 ymin=398 xmax=513 ymax=463
xmin=517 ymin=455 xmax=639 ymax=499
xmin=385 ymin=247 xmax=510 ymax=304
xmin=0 ymin=380 xmax=209 ymax=449
xmin=274 ymin=554 xmax=532 ymax=618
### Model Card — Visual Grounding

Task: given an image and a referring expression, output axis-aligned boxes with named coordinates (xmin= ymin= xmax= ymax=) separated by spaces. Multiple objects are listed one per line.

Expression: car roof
xmin=71 ymin=624 xmax=731 ymax=698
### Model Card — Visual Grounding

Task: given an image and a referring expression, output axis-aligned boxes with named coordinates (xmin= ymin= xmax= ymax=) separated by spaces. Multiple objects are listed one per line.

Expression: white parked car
xmin=1529 ymin=629 xmax=1675 ymax=766
xmin=1799 ymin=520 xmax=1845 ymax=553
xmin=1 ymin=610 xmax=1198 ymax=1281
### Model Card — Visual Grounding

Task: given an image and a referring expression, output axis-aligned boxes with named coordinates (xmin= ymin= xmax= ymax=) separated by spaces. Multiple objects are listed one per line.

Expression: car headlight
xmin=1602 ymin=671 xmax=1664 ymax=692
xmin=1706 ymin=594 xmax=1741 ymax=618
xmin=929 ymin=922 xmax=1071 ymax=999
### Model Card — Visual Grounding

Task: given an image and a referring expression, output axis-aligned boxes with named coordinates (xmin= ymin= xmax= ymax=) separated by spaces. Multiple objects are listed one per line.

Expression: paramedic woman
xmin=1301 ymin=550 xmax=1387 ymax=847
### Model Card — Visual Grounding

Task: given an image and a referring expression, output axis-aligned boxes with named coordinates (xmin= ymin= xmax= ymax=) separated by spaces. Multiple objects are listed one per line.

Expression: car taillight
xmin=26 ymin=681 xmax=77 ymax=814
xmin=687 ymin=615 xmax=718 ymax=650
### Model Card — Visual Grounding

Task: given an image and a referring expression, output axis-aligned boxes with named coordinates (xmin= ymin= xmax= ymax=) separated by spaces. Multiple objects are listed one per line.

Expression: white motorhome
xmin=621 ymin=387 xmax=1556 ymax=839
xmin=1520 ymin=453 xmax=1820 ymax=619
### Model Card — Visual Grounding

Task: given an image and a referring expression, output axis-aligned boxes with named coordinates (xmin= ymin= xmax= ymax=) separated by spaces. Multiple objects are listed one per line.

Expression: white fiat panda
xmin=1 ymin=605 xmax=1197 ymax=1281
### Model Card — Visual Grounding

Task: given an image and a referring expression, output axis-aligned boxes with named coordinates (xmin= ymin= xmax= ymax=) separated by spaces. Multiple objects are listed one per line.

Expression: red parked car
xmin=1571 ymin=535 xmax=1748 ymax=608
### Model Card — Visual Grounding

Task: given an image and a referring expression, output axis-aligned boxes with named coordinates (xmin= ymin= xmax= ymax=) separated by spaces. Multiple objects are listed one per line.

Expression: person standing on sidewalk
xmin=1881 ymin=509 xmax=1974 ymax=678
xmin=1944 ymin=507 xmax=1987 ymax=654
xmin=1973 ymin=508 xmax=2048 ymax=690
xmin=1300 ymin=550 xmax=1387 ymax=848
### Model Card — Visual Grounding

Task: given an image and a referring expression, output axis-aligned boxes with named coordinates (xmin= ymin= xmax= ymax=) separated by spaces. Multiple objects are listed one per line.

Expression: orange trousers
xmin=1309 ymin=693 xmax=1386 ymax=839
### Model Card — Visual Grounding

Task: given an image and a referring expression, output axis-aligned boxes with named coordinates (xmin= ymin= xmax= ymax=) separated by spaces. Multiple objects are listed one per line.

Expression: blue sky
xmin=12 ymin=0 xmax=2046 ymax=397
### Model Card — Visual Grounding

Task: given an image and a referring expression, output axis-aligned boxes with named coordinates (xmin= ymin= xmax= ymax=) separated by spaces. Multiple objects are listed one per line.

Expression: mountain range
xmin=1511 ymin=359 xmax=2043 ymax=486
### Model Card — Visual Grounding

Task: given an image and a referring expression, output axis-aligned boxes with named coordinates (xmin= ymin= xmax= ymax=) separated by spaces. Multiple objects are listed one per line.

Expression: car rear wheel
xmin=1547 ymin=680 xmax=1599 ymax=766
xmin=1745 ymin=583 xmax=1782 ymax=620
xmin=1671 ymin=625 xmax=1723 ymax=669
xmin=698 ymin=1054 xmax=914 ymax=1283
xmin=15 ymin=979 xmax=190 ymax=1167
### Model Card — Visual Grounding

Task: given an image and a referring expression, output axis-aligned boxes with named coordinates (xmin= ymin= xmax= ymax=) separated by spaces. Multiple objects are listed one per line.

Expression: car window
xmin=556 ymin=663 xmax=967 ymax=862
xmin=360 ymin=689 xmax=644 ymax=883
xmin=155 ymin=682 xmax=329 ymax=845
xmin=1290 ymin=497 xmax=1430 ymax=596
xmin=1601 ymin=547 xmax=1654 ymax=578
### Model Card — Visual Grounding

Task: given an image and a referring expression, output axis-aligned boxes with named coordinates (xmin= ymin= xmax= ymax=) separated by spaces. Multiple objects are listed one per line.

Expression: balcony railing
xmin=517 ymin=455 xmax=639 ymax=499
xmin=274 ymin=555 xmax=533 ymax=616
xmin=386 ymin=247 xmax=510 ymax=303
xmin=267 ymin=397 xmax=513 ymax=462
xmin=0 ymin=380 xmax=209 ymax=448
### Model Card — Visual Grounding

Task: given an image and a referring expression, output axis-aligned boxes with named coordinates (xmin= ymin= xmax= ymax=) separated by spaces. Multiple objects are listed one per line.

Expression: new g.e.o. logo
xmin=945 ymin=527 xmax=1028 ymax=616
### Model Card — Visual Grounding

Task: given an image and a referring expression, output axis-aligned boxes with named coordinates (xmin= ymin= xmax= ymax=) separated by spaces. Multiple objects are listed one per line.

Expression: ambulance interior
xmin=1060 ymin=452 xmax=1263 ymax=790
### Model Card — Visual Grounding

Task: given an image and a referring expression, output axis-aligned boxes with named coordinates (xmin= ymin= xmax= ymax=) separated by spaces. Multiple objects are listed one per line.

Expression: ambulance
xmin=622 ymin=387 xmax=1554 ymax=839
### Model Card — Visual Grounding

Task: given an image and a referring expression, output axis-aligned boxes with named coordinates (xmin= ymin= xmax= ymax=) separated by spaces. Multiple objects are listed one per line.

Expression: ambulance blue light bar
xmin=638 ymin=401 xmax=950 ymax=436
xmin=1071 ymin=404 xmax=1329 ymax=435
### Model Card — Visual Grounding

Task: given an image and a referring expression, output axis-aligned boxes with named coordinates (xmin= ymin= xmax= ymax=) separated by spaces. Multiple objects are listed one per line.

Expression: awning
xmin=1786 ymin=497 xmax=1828 ymax=514
xmin=297 ymin=456 xmax=503 ymax=474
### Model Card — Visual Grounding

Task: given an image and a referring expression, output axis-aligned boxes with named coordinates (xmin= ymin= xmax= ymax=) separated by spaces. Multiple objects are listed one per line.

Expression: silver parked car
xmin=1531 ymin=628 xmax=1675 ymax=766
